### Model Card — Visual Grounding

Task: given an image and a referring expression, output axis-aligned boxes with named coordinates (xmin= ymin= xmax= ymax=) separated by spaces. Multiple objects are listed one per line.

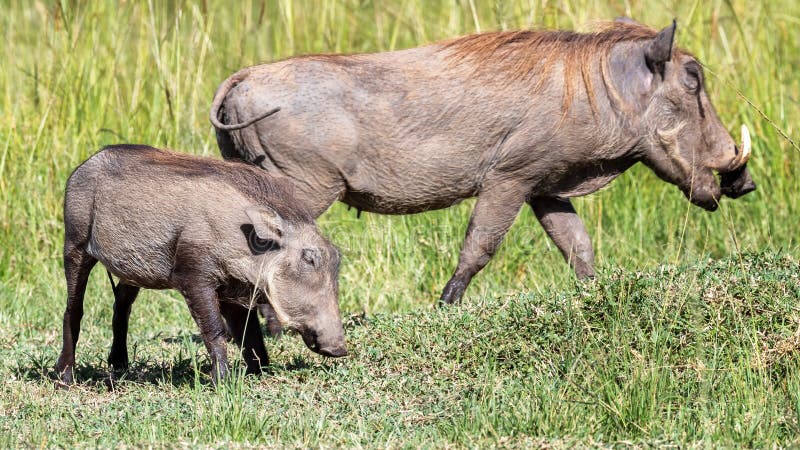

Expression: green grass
xmin=0 ymin=0 xmax=798 ymax=447
xmin=3 ymin=253 xmax=800 ymax=447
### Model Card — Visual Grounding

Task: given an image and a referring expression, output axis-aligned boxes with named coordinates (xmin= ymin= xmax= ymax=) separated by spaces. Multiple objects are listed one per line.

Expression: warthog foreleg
xmin=220 ymin=302 xmax=270 ymax=374
xmin=258 ymin=302 xmax=283 ymax=338
xmin=439 ymin=182 xmax=528 ymax=304
xmin=178 ymin=282 xmax=230 ymax=385
xmin=530 ymin=197 xmax=595 ymax=279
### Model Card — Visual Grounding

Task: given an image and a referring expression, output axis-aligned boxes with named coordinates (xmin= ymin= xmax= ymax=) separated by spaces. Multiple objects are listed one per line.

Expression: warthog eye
xmin=683 ymin=63 xmax=703 ymax=95
xmin=241 ymin=224 xmax=279 ymax=255
xmin=301 ymin=248 xmax=321 ymax=268
xmin=682 ymin=62 xmax=705 ymax=118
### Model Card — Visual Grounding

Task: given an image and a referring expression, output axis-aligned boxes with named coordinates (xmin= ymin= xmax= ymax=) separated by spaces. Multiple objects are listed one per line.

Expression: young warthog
xmin=55 ymin=145 xmax=346 ymax=385
xmin=210 ymin=20 xmax=756 ymax=305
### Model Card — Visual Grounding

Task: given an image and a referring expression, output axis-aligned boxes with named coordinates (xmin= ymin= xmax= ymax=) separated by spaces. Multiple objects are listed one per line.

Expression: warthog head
xmin=241 ymin=206 xmax=347 ymax=357
xmin=624 ymin=21 xmax=756 ymax=211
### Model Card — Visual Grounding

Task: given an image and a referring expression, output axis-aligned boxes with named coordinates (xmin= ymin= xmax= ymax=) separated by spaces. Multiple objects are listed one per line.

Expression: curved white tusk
xmin=740 ymin=124 xmax=751 ymax=166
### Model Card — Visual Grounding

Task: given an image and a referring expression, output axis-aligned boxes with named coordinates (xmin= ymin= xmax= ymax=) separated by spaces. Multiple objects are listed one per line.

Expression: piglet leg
xmin=55 ymin=245 xmax=97 ymax=385
xmin=178 ymin=282 xmax=230 ymax=385
xmin=107 ymin=283 xmax=140 ymax=373
xmin=220 ymin=302 xmax=270 ymax=374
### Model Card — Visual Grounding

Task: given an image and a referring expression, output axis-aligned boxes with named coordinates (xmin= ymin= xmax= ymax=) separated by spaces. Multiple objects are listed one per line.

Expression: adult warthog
xmin=210 ymin=20 xmax=755 ymax=304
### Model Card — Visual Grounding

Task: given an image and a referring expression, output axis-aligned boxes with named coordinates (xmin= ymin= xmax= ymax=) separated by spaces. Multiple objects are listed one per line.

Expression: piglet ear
xmin=245 ymin=206 xmax=284 ymax=242
xmin=645 ymin=20 xmax=676 ymax=77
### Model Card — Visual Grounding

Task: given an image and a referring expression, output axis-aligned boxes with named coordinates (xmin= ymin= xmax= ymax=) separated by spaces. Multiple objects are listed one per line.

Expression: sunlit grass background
xmin=0 ymin=0 xmax=798 ymax=447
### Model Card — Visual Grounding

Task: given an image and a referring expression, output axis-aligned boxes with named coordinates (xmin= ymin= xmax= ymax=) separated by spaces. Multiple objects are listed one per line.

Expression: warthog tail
xmin=209 ymin=71 xmax=281 ymax=131
xmin=106 ymin=270 xmax=119 ymax=301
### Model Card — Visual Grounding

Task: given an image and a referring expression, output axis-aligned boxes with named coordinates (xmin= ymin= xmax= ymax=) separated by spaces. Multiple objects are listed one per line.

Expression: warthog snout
xmin=719 ymin=125 xmax=756 ymax=199
xmin=301 ymin=328 xmax=348 ymax=357
xmin=721 ymin=165 xmax=757 ymax=199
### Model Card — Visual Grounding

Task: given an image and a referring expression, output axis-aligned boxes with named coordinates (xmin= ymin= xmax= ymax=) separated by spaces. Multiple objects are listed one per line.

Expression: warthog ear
xmin=645 ymin=19 xmax=676 ymax=78
xmin=245 ymin=206 xmax=284 ymax=242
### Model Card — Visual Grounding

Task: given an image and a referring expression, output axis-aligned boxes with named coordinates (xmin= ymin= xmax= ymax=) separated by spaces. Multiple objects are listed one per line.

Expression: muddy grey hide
xmin=56 ymin=145 xmax=346 ymax=385
xmin=210 ymin=20 xmax=756 ymax=305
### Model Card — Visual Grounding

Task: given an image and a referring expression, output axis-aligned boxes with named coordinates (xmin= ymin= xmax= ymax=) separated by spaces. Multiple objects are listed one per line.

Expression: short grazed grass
xmin=0 ymin=0 xmax=798 ymax=447
xmin=3 ymin=254 xmax=800 ymax=447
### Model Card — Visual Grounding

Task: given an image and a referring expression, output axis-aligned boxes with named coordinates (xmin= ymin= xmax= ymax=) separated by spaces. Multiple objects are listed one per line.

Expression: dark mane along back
xmin=213 ymin=158 xmax=314 ymax=224
xmin=441 ymin=22 xmax=665 ymax=114
xmin=99 ymin=145 xmax=313 ymax=223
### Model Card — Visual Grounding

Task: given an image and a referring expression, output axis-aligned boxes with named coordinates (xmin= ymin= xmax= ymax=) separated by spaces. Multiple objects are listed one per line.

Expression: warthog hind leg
xmin=530 ymin=197 xmax=595 ymax=279
xmin=439 ymin=182 xmax=529 ymax=304
xmin=107 ymin=282 xmax=141 ymax=372
xmin=55 ymin=245 xmax=98 ymax=385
